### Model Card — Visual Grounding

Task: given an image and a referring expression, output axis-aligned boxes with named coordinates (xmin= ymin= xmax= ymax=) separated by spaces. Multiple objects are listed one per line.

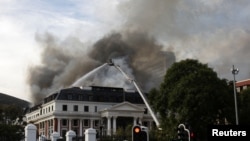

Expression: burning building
xmin=25 ymin=86 xmax=159 ymax=139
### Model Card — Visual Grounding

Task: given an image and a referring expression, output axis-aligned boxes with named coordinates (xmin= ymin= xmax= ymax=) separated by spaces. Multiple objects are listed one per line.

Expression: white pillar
xmin=133 ymin=117 xmax=137 ymax=126
xmin=139 ymin=118 xmax=142 ymax=125
xmin=57 ymin=118 xmax=61 ymax=135
xmin=107 ymin=116 xmax=111 ymax=135
xmin=51 ymin=132 xmax=60 ymax=141
xmin=25 ymin=124 xmax=37 ymax=141
xmin=113 ymin=116 xmax=117 ymax=134
xmin=90 ymin=119 xmax=93 ymax=128
xmin=80 ymin=119 xmax=83 ymax=136
xmin=85 ymin=128 xmax=97 ymax=141
xmin=39 ymin=135 xmax=46 ymax=141
xmin=66 ymin=130 xmax=76 ymax=141
xmin=69 ymin=119 xmax=72 ymax=130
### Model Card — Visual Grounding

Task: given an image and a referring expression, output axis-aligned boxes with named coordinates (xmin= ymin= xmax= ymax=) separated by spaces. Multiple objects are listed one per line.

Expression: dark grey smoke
xmin=27 ymin=0 xmax=250 ymax=104
xmin=118 ymin=0 xmax=250 ymax=80
xmin=27 ymin=31 xmax=175 ymax=104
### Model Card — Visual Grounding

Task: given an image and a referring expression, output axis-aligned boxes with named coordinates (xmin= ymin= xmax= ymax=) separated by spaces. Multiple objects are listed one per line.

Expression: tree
xmin=149 ymin=59 xmax=234 ymax=141
xmin=238 ymin=87 xmax=250 ymax=124
xmin=0 ymin=104 xmax=26 ymax=140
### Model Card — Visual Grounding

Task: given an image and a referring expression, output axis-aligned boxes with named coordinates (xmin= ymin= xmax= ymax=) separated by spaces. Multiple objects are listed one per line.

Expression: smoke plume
xmin=27 ymin=31 xmax=175 ymax=104
xmin=27 ymin=0 xmax=250 ymax=104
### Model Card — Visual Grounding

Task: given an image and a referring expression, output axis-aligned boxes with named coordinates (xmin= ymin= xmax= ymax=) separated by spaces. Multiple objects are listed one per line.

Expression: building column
xmin=80 ymin=119 xmax=83 ymax=136
xmin=45 ymin=120 xmax=48 ymax=137
xmin=57 ymin=118 xmax=61 ymax=135
xmin=107 ymin=116 xmax=111 ymax=135
xmin=90 ymin=119 xmax=93 ymax=128
xmin=113 ymin=116 xmax=117 ymax=134
xmin=69 ymin=119 xmax=72 ymax=130
xmin=133 ymin=117 xmax=137 ymax=126
xmin=138 ymin=118 xmax=142 ymax=125
xmin=54 ymin=118 xmax=58 ymax=132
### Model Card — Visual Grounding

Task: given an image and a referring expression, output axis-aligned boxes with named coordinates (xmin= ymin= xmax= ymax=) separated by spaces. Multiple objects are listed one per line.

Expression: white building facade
xmin=25 ymin=86 xmax=158 ymax=139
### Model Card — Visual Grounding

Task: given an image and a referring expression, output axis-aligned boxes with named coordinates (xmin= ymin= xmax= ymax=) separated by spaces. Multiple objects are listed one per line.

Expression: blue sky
xmin=1 ymin=0 xmax=250 ymax=102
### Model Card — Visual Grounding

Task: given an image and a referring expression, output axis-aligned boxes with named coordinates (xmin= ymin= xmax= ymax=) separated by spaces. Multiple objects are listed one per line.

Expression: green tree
xmin=238 ymin=87 xmax=250 ymax=124
xmin=0 ymin=124 xmax=24 ymax=140
xmin=0 ymin=104 xmax=26 ymax=140
xmin=149 ymin=59 xmax=234 ymax=141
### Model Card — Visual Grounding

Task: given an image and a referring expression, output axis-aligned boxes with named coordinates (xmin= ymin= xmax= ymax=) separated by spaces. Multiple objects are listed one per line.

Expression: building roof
xmin=236 ymin=79 xmax=250 ymax=87
xmin=29 ymin=86 xmax=146 ymax=112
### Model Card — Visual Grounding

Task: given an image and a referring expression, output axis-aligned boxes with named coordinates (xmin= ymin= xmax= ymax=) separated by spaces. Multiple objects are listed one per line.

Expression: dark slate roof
xmin=40 ymin=86 xmax=146 ymax=107
xmin=55 ymin=86 xmax=144 ymax=104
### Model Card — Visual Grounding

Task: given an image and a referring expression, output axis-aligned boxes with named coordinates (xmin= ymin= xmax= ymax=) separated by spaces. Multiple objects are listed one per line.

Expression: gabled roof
xmin=100 ymin=101 xmax=145 ymax=118
xmin=105 ymin=101 xmax=144 ymax=112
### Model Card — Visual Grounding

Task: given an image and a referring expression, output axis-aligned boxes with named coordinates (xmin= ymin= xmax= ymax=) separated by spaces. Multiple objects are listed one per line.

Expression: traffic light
xmin=177 ymin=126 xmax=185 ymax=140
xmin=190 ymin=131 xmax=195 ymax=141
xmin=132 ymin=125 xmax=149 ymax=141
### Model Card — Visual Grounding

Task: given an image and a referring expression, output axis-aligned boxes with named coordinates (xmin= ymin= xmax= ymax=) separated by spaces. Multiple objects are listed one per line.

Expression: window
xmin=78 ymin=95 xmax=83 ymax=100
xmin=94 ymin=120 xmax=99 ymax=127
xmin=62 ymin=130 xmax=67 ymax=137
xmin=62 ymin=105 xmax=67 ymax=111
xmin=40 ymin=122 xmax=42 ymax=129
xmin=88 ymin=95 xmax=93 ymax=101
xmin=95 ymin=106 xmax=97 ymax=112
xmin=74 ymin=105 xmax=78 ymax=111
xmin=83 ymin=119 xmax=89 ymax=127
xmin=62 ymin=119 xmax=67 ymax=126
xmin=68 ymin=94 xmax=72 ymax=100
xmin=144 ymin=108 xmax=148 ymax=114
xmin=73 ymin=129 xmax=78 ymax=136
xmin=84 ymin=106 xmax=89 ymax=112
xmin=50 ymin=119 xmax=53 ymax=126
xmin=73 ymin=119 xmax=78 ymax=126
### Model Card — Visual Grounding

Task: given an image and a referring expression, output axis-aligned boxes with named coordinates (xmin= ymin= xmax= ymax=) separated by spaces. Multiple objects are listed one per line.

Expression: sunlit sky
xmin=1 ymin=0 xmax=250 ymax=102
xmin=0 ymin=0 xmax=123 ymax=101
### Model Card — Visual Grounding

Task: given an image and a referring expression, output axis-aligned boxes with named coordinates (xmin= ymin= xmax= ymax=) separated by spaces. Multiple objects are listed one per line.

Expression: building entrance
xmin=116 ymin=117 xmax=133 ymax=129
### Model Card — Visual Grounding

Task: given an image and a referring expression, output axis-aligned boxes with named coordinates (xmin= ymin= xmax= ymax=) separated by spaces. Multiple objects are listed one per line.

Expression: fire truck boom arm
xmin=113 ymin=64 xmax=160 ymax=128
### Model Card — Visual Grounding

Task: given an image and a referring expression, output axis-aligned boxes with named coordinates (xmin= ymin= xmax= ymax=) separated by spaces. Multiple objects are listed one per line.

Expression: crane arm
xmin=112 ymin=64 xmax=161 ymax=129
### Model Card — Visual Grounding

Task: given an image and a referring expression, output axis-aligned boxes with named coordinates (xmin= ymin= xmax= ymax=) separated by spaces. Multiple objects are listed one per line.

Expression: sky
xmin=1 ymin=0 xmax=250 ymax=102
xmin=0 ymin=0 xmax=123 ymax=101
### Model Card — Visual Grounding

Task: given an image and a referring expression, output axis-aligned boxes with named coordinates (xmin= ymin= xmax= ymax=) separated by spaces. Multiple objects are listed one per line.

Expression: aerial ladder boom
xmin=108 ymin=59 xmax=161 ymax=129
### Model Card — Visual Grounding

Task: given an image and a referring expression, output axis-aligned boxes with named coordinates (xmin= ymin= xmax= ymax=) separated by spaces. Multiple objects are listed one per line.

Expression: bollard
xmin=39 ymin=135 xmax=46 ymax=141
xmin=85 ymin=128 xmax=97 ymax=141
xmin=25 ymin=124 xmax=37 ymax=141
xmin=51 ymin=132 xmax=60 ymax=141
xmin=66 ymin=130 xmax=76 ymax=141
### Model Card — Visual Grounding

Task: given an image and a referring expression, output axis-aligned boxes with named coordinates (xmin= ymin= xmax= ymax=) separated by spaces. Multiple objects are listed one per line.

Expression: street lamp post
xmin=231 ymin=65 xmax=239 ymax=125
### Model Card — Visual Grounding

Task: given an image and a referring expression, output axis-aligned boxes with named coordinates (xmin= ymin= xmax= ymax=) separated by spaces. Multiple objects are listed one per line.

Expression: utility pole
xmin=231 ymin=65 xmax=239 ymax=125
